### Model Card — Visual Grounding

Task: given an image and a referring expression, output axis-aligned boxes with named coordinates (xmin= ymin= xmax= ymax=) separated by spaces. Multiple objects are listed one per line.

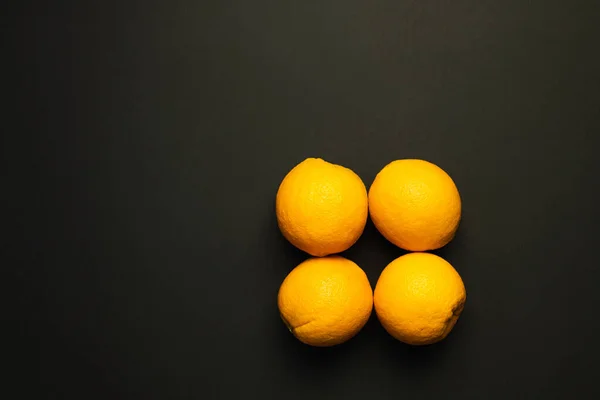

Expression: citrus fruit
xmin=276 ymin=158 xmax=368 ymax=257
xmin=277 ymin=256 xmax=373 ymax=347
xmin=374 ymin=252 xmax=466 ymax=345
xmin=368 ymin=159 xmax=461 ymax=251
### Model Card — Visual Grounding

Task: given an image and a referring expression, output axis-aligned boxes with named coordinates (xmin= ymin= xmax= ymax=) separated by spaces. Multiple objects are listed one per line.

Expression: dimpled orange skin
xmin=277 ymin=256 xmax=373 ymax=347
xmin=368 ymin=159 xmax=461 ymax=252
xmin=276 ymin=158 xmax=368 ymax=257
xmin=374 ymin=253 xmax=466 ymax=345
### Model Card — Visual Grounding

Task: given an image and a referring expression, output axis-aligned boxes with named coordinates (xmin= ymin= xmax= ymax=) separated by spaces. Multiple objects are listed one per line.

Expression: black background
xmin=6 ymin=1 xmax=600 ymax=399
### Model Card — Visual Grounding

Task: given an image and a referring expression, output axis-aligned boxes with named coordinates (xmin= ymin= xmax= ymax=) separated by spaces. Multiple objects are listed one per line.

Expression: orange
xmin=276 ymin=158 xmax=368 ymax=256
xmin=277 ymin=256 xmax=373 ymax=347
xmin=368 ymin=159 xmax=461 ymax=251
xmin=374 ymin=253 xmax=466 ymax=345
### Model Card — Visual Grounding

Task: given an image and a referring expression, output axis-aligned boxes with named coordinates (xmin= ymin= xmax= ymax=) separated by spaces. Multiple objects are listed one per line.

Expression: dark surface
xmin=7 ymin=1 xmax=600 ymax=399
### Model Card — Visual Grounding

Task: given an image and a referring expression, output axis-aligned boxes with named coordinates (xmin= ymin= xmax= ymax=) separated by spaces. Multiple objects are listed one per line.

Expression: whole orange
xmin=368 ymin=159 xmax=461 ymax=251
xmin=277 ymin=256 xmax=373 ymax=347
xmin=374 ymin=252 xmax=466 ymax=345
xmin=276 ymin=158 xmax=368 ymax=256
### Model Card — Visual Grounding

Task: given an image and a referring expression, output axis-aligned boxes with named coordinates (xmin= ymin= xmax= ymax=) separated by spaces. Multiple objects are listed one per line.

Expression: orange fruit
xmin=276 ymin=158 xmax=368 ymax=256
xmin=374 ymin=252 xmax=466 ymax=345
xmin=277 ymin=256 xmax=373 ymax=347
xmin=368 ymin=159 xmax=461 ymax=251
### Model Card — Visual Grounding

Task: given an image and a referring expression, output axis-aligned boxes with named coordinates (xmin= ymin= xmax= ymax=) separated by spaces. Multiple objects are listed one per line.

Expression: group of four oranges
xmin=276 ymin=158 xmax=466 ymax=347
